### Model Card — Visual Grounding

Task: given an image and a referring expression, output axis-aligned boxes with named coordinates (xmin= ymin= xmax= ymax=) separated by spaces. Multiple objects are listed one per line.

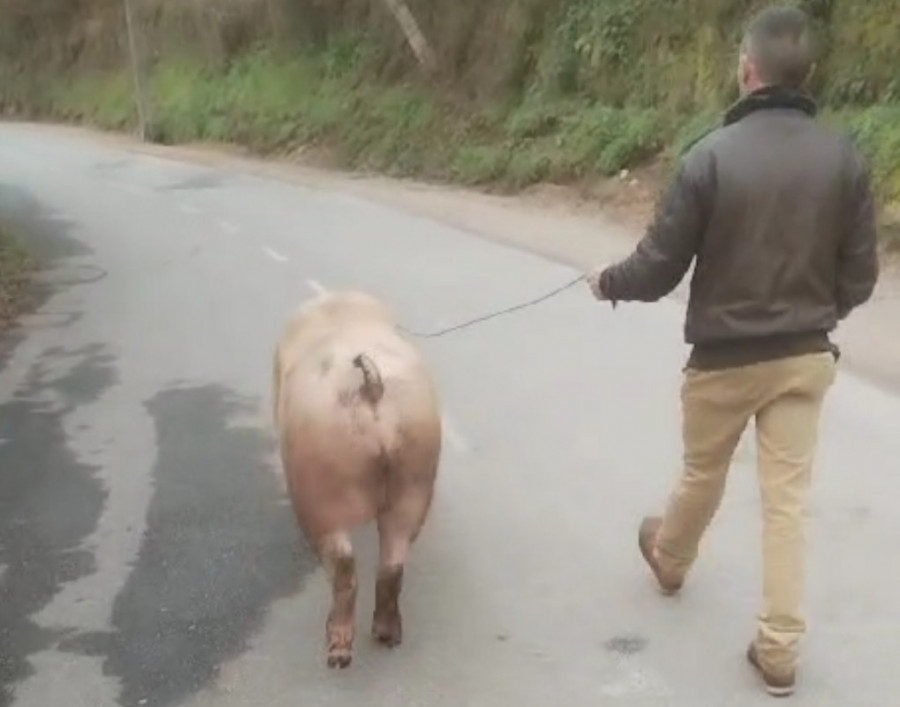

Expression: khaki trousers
xmin=655 ymin=352 xmax=836 ymax=677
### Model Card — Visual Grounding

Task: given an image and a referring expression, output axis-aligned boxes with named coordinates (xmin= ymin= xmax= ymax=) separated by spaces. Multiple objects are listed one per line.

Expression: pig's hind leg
xmin=319 ymin=530 xmax=358 ymax=668
xmin=372 ymin=464 xmax=437 ymax=648
xmin=372 ymin=512 xmax=410 ymax=648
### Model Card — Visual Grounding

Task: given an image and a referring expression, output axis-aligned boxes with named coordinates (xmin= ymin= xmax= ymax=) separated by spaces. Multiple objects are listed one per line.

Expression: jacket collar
xmin=724 ymin=85 xmax=818 ymax=126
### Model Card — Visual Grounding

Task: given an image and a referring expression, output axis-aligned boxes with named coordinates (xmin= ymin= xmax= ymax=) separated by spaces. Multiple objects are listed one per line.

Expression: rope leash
xmin=399 ymin=273 xmax=587 ymax=339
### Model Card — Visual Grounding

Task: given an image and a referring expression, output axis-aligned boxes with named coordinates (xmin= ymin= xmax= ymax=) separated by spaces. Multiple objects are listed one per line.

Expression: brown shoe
xmin=747 ymin=643 xmax=796 ymax=698
xmin=637 ymin=516 xmax=683 ymax=595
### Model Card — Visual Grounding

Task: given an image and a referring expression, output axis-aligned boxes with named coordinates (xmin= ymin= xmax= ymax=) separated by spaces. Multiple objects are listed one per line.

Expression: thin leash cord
xmin=399 ymin=273 xmax=586 ymax=339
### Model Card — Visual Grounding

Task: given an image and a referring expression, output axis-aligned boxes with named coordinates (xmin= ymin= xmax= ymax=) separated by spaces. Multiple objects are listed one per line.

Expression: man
xmin=588 ymin=5 xmax=879 ymax=698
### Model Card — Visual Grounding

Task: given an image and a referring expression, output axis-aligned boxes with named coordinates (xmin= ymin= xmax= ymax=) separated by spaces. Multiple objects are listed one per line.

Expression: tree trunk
xmin=122 ymin=0 xmax=154 ymax=141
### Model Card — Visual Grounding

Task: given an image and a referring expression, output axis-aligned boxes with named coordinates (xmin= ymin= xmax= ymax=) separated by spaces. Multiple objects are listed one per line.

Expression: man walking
xmin=588 ymin=6 xmax=879 ymax=698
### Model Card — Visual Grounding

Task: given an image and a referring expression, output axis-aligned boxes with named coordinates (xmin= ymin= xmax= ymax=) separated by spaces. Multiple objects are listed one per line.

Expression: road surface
xmin=0 ymin=124 xmax=898 ymax=707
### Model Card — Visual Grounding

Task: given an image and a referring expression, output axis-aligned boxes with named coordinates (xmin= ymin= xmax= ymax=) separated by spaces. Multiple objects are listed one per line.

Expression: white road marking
xmin=442 ymin=412 xmax=469 ymax=454
xmin=264 ymin=246 xmax=288 ymax=263
xmin=307 ymin=279 xmax=328 ymax=295
xmin=220 ymin=220 xmax=240 ymax=235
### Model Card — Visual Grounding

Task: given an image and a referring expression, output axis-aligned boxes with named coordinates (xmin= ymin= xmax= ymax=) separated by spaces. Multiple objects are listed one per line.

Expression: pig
xmin=272 ymin=290 xmax=442 ymax=669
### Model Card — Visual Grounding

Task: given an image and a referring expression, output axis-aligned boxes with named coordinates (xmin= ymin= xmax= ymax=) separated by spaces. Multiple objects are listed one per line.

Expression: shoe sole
xmin=765 ymin=685 xmax=795 ymax=698
xmin=747 ymin=646 xmax=795 ymax=698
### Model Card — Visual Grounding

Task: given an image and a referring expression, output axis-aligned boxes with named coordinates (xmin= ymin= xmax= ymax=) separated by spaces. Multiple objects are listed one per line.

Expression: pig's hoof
xmin=372 ymin=615 xmax=403 ymax=648
xmin=326 ymin=621 xmax=354 ymax=669
xmin=327 ymin=647 xmax=353 ymax=669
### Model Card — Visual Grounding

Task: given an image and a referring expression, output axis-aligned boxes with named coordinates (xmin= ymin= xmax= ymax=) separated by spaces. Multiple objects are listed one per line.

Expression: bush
xmin=837 ymin=104 xmax=900 ymax=205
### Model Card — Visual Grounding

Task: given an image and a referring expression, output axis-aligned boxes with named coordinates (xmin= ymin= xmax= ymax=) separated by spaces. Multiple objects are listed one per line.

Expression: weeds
xmin=0 ymin=226 xmax=33 ymax=330
xmin=835 ymin=104 xmax=900 ymax=205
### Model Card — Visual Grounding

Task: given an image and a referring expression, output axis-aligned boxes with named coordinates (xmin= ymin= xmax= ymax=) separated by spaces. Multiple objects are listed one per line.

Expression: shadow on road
xmin=62 ymin=384 xmax=318 ymax=707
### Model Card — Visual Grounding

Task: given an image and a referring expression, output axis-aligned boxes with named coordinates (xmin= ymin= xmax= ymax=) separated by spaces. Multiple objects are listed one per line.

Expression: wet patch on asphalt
xmin=90 ymin=159 xmax=133 ymax=174
xmin=0 ymin=183 xmax=91 ymax=266
xmin=156 ymin=173 xmax=226 ymax=192
xmin=605 ymin=634 xmax=648 ymax=656
xmin=63 ymin=384 xmax=316 ymax=707
xmin=0 ymin=343 xmax=118 ymax=707
xmin=91 ymin=158 xmax=230 ymax=194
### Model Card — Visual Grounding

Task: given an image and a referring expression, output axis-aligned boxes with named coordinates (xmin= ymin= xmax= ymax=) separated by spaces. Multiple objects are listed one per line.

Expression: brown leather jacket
xmin=598 ymin=87 xmax=880 ymax=370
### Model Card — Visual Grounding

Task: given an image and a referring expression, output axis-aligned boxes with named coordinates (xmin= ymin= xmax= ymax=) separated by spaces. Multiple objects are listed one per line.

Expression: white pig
xmin=273 ymin=290 xmax=442 ymax=668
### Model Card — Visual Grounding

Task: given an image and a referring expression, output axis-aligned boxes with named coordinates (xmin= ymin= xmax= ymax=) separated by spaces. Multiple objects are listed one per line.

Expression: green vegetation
xmin=0 ymin=225 xmax=33 ymax=329
xmin=23 ymin=47 xmax=680 ymax=190
xmin=3 ymin=0 xmax=900 ymax=225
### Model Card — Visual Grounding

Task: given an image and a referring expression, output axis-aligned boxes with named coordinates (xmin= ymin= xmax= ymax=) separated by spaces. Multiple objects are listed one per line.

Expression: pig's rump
xmin=277 ymin=336 xmax=440 ymax=537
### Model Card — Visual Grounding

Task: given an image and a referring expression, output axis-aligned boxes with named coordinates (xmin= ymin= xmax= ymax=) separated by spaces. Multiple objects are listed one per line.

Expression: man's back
xmin=591 ymin=87 xmax=878 ymax=372
xmin=680 ymin=89 xmax=878 ymax=368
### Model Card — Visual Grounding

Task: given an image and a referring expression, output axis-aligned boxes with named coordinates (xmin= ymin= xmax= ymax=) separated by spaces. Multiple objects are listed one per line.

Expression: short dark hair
xmin=742 ymin=6 xmax=814 ymax=89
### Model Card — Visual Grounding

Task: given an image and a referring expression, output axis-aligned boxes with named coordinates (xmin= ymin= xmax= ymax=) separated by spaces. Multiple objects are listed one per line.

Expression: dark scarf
xmin=723 ymin=85 xmax=818 ymax=126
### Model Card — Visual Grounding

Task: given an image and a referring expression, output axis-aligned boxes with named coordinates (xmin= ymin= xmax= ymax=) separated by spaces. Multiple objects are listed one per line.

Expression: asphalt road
xmin=1 ymin=124 xmax=899 ymax=707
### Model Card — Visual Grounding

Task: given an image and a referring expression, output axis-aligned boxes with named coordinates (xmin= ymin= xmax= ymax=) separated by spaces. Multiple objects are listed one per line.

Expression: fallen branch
xmin=379 ymin=0 xmax=437 ymax=76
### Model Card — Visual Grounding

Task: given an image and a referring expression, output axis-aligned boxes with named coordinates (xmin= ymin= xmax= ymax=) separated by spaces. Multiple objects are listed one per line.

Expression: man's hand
xmin=586 ymin=268 xmax=608 ymax=301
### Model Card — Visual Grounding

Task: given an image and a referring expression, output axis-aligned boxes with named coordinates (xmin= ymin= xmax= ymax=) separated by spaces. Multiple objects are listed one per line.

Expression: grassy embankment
xmin=2 ymin=0 xmax=899 ymax=246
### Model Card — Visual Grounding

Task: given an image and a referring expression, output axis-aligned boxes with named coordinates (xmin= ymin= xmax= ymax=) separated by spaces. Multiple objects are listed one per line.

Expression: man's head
xmin=738 ymin=6 xmax=814 ymax=96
